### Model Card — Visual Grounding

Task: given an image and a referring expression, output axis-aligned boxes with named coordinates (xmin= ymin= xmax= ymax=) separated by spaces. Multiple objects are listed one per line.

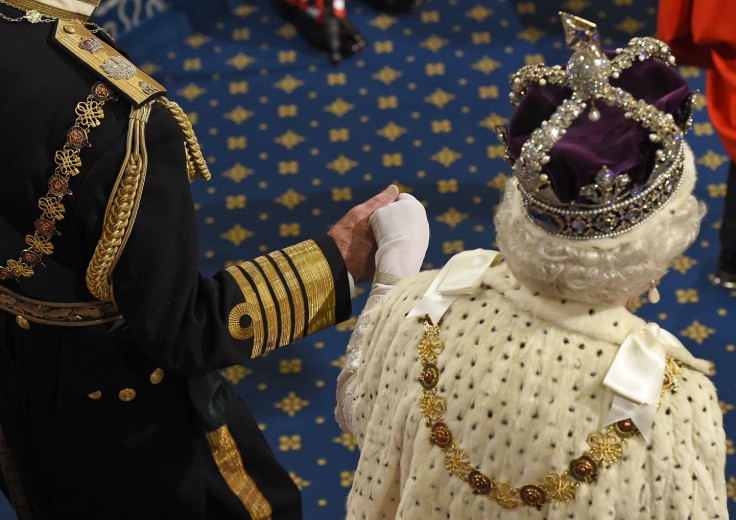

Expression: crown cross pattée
xmin=579 ymin=167 xmax=631 ymax=205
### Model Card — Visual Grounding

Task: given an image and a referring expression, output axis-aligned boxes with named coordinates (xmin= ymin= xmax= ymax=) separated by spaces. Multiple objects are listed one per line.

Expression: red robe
xmin=658 ymin=0 xmax=736 ymax=160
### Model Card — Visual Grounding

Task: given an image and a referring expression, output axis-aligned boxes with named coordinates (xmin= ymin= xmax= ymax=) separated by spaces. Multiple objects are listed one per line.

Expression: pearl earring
xmin=647 ymin=281 xmax=660 ymax=304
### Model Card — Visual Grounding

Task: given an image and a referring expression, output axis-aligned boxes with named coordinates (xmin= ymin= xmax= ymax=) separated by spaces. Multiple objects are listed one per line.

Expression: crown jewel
xmin=496 ymin=13 xmax=696 ymax=240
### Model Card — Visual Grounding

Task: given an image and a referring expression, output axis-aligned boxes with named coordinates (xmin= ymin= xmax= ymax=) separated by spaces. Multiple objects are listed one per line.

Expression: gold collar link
xmin=416 ymin=316 xmax=682 ymax=511
xmin=0 ymin=0 xmax=91 ymax=21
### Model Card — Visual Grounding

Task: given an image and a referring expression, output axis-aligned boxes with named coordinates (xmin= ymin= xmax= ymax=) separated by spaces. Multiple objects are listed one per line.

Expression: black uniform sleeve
xmin=94 ymin=104 xmax=351 ymax=373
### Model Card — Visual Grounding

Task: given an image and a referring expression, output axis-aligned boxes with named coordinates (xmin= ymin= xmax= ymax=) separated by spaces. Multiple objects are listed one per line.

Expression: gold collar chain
xmin=0 ymin=0 xmax=108 ymax=35
xmin=0 ymin=0 xmax=54 ymax=23
xmin=416 ymin=316 xmax=682 ymax=511
xmin=0 ymin=82 xmax=117 ymax=282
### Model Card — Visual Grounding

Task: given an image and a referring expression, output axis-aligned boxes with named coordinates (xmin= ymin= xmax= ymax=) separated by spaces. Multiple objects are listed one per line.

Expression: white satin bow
xmin=603 ymin=322 xmax=707 ymax=441
xmin=407 ymin=249 xmax=502 ymax=323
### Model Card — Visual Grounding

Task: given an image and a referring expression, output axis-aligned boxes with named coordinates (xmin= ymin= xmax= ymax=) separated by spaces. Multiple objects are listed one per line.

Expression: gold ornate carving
xmin=0 ymin=83 xmax=114 ymax=282
xmin=417 ymin=320 xmax=443 ymax=362
xmin=420 ymin=391 xmax=445 ymax=422
xmin=662 ymin=357 xmax=683 ymax=395
xmin=74 ymin=99 xmax=105 ymax=127
xmin=206 ymin=425 xmax=273 ymax=519
xmin=444 ymin=446 xmax=471 ymax=478
xmin=541 ymin=472 xmax=578 ymax=502
xmin=587 ymin=431 xmax=624 ymax=464
xmin=415 ymin=315 xmax=679 ymax=511
xmin=25 ymin=235 xmax=53 ymax=256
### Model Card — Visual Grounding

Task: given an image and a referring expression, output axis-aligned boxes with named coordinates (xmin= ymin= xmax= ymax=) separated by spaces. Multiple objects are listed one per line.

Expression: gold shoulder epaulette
xmin=53 ymin=20 xmax=166 ymax=108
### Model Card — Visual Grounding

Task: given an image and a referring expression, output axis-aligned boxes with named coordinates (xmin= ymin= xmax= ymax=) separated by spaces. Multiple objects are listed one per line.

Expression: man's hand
xmin=328 ymin=185 xmax=400 ymax=283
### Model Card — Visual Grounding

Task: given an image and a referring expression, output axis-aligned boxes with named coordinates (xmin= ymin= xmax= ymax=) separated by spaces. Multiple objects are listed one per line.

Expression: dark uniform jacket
xmin=0 ymin=4 xmax=351 ymax=519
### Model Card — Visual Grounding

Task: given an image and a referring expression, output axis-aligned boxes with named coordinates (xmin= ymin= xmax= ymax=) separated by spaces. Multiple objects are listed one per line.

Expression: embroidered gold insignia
xmin=100 ymin=55 xmax=136 ymax=80
xmin=138 ymin=80 xmax=159 ymax=96
xmin=53 ymin=21 xmax=166 ymax=107
xmin=78 ymin=36 xmax=103 ymax=54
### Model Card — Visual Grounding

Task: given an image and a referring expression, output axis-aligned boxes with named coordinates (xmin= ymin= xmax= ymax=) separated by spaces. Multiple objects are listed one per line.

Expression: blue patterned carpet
xmin=2 ymin=0 xmax=735 ymax=518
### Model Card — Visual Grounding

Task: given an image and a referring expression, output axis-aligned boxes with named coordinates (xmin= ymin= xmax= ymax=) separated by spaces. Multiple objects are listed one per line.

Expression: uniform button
xmin=15 ymin=316 xmax=30 ymax=330
xmin=87 ymin=391 xmax=102 ymax=400
xmin=149 ymin=369 xmax=164 ymax=385
xmin=63 ymin=23 xmax=76 ymax=34
xmin=118 ymin=388 xmax=136 ymax=402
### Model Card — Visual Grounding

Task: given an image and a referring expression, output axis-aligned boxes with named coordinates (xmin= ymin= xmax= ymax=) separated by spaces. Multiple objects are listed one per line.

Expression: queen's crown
xmin=496 ymin=12 xmax=696 ymax=240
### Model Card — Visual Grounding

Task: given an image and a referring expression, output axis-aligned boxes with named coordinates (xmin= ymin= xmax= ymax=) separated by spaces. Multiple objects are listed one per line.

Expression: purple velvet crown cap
xmin=508 ymin=52 xmax=692 ymax=204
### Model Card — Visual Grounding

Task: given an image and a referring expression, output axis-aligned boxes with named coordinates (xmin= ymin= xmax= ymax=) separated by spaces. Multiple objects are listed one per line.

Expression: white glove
xmin=369 ymin=193 xmax=430 ymax=296
xmin=336 ymin=193 xmax=429 ymax=434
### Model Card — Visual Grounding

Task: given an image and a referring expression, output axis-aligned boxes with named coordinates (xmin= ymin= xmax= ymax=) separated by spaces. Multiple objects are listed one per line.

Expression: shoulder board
xmin=53 ymin=20 xmax=166 ymax=108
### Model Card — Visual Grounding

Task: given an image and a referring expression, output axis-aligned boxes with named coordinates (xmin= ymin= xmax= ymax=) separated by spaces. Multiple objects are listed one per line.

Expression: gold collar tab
xmin=53 ymin=20 xmax=166 ymax=108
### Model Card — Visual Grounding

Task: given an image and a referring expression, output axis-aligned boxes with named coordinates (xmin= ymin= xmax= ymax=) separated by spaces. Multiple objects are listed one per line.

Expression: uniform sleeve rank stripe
xmin=268 ymin=250 xmax=308 ymax=345
xmin=53 ymin=20 xmax=166 ymax=108
xmin=225 ymin=241 xmax=336 ymax=353
xmin=238 ymin=259 xmax=282 ymax=356
xmin=281 ymin=240 xmax=336 ymax=336
xmin=253 ymin=255 xmax=294 ymax=352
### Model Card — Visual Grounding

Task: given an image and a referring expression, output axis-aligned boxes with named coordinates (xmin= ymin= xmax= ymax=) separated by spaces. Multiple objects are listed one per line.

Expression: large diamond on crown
xmin=566 ymin=46 xmax=611 ymax=98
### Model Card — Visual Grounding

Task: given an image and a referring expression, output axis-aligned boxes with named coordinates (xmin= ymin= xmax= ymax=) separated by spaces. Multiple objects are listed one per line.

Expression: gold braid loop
xmin=156 ymin=97 xmax=211 ymax=181
xmin=86 ymin=104 xmax=151 ymax=302
xmin=416 ymin=315 xmax=680 ymax=512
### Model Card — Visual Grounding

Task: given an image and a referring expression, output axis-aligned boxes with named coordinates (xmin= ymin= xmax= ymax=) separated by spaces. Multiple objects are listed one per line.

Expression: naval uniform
xmin=0 ymin=2 xmax=351 ymax=518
